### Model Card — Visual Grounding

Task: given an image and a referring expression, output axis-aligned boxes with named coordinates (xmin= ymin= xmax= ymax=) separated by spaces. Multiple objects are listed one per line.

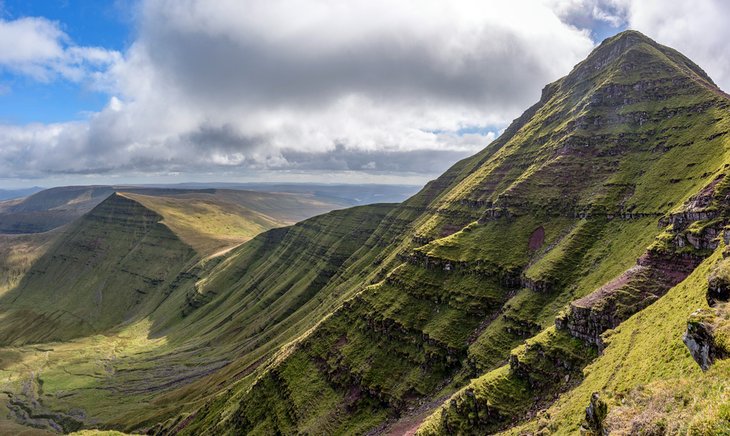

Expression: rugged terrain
xmin=1 ymin=30 xmax=729 ymax=434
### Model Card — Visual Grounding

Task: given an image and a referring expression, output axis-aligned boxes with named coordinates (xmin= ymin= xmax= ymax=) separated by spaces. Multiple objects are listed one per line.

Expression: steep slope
xmin=0 ymin=231 xmax=58 ymax=296
xmin=170 ymin=30 xmax=730 ymax=434
xmin=0 ymin=193 xmax=198 ymax=345
xmin=0 ymin=186 xmax=115 ymax=233
xmin=414 ymin=31 xmax=730 ymax=434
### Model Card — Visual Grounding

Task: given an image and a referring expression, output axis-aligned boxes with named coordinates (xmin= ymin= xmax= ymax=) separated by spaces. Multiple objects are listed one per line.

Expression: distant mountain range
xmin=130 ymin=182 xmax=421 ymax=205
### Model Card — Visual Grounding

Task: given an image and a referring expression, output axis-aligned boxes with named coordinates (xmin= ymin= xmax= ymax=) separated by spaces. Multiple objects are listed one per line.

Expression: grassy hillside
xmin=502 ymin=248 xmax=730 ymax=434
xmin=123 ymin=189 xmax=350 ymax=257
xmin=0 ymin=202 xmax=397 ymax=433
xmin=1 ymin=30 xmax=730 ymax=435
xmin=0 ymin=193 xmax=199 ymax=345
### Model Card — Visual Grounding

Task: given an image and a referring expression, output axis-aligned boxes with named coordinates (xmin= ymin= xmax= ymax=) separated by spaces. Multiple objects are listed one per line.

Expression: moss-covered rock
xmin=582 ymin=392 xmax=608 ymax=435
xmin=683 ymin=306 xmax=730 ymax=371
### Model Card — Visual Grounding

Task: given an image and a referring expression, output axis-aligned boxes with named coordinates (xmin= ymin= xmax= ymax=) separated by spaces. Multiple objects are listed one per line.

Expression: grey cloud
xmin=279 ymin=144 xmax=473 ymax=174
xmin=141 ymin=24 xmax=550 ymax=113
xmin=183 ymin=123 xmax=267 ymax=154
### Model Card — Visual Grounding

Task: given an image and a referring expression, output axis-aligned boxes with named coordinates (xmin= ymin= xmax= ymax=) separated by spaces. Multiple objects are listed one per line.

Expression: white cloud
xmin=0 ymin=16 xmax=120 ymax=84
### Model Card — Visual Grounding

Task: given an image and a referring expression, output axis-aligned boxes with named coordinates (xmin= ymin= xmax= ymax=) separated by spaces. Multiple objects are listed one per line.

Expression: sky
xmin=0 ymin=0 xmax=729 ymax=189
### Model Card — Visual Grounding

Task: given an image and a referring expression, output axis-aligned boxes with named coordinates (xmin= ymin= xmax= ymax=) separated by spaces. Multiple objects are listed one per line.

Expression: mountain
xmin=0 ymin=185 xmax=359 ymax=235
xmin=0 ymin=183 xmax=417 ymax=235
xmin=1 ymin=30 xmax=729 ymax=434
xmin=0 ymin=186 xmax=117 ymax=233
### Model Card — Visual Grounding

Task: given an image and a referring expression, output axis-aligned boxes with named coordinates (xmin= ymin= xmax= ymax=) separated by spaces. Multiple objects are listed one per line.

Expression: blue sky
xmin=0 ymin=0 xmax=132 ymax=123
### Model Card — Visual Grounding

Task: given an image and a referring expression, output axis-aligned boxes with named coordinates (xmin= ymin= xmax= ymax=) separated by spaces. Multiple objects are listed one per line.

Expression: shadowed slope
xmin=0 ymin=231 xmax=59 ymax=297
xmin=0 ymin=186 xmax=116 ymax=234
xmin=0 ymin=193 xmax=198 ymax=345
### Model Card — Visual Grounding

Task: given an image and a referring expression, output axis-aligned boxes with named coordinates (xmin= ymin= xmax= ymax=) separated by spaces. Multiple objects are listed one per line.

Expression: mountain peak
xmin=569 ymin=29 xmax=717 ymax=89
xmin=601 ymin=29 xmax=654 ymax=48
xmin=590 ymin=29 xmax=661 ymax=62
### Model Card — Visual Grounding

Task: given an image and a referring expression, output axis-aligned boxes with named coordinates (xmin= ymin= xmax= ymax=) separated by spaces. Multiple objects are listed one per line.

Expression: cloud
xmin=3 ymin=1 xmax=599 ymax=182
xmin=545 ymin=0 xmax=626 ymax=29
xmin=279 ymin=144 xmax=475 ymax=174
xmin=0 ymin=16 xmax=120 ymax=83
xmin=135 ymin=1 xmax=591 ymax=111
xmin=6 ymin=0 xmax=730 ymax=187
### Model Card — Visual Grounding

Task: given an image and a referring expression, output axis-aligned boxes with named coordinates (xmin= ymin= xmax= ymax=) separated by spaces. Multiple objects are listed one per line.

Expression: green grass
xmin=504 ymin=248 xmax=730 ymax=434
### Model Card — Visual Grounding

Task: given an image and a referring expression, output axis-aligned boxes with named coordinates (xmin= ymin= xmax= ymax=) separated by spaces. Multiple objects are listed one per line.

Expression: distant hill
xmin=134 ymin=182 xmax=421 ymax=205
xmin=0 ymin=187 xmax=44 ymax=201
xmin=122 ymin=189 xmax=347 ymax=257
xmin=0 ymin=183 xmax=415 ymax=234
xmin=0 ymin=186 xmax=117 ymax=233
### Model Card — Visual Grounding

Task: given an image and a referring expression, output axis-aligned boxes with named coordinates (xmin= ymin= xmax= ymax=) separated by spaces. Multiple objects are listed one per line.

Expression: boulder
xmin=683 ymin=308 xmax=729 ymax=371
xmin=582 ymin=392 xmax=608 ymax=435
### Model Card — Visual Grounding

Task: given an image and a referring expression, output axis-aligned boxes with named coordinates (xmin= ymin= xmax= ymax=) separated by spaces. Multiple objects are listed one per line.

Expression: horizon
xmin=0 ymin=180 xmax=425 ymax=191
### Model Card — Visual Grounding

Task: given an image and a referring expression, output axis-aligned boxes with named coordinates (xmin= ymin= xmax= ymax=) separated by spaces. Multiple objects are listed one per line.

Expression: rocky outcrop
xmin=426 ymin=329 xmax=595 ymax=436
xmin=683 ymin=308 xmax=729 ymax=371
xmin=683 ymin=226 xmax=730 ymax=370
xmin=582 ymin=392 xmax=608 ymax=435
xmin=397 ymin=251 xmax=522 ymax=287
xmin=557 ymin=249 xmax=704 ymax=347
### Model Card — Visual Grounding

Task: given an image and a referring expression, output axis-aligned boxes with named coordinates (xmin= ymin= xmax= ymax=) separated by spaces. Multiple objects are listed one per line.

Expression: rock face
xmin=707 ymin=277 xmax=730 ymax=306
xmin=582 ymin=392 xmax=608 ymax=435
xmin=683 ymin=308 xmax=729 ymax=371
xmin=685 ymin=258 xmax=730 ymax=371
xmin=557 ymin=250 xmax=704 ymax=347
